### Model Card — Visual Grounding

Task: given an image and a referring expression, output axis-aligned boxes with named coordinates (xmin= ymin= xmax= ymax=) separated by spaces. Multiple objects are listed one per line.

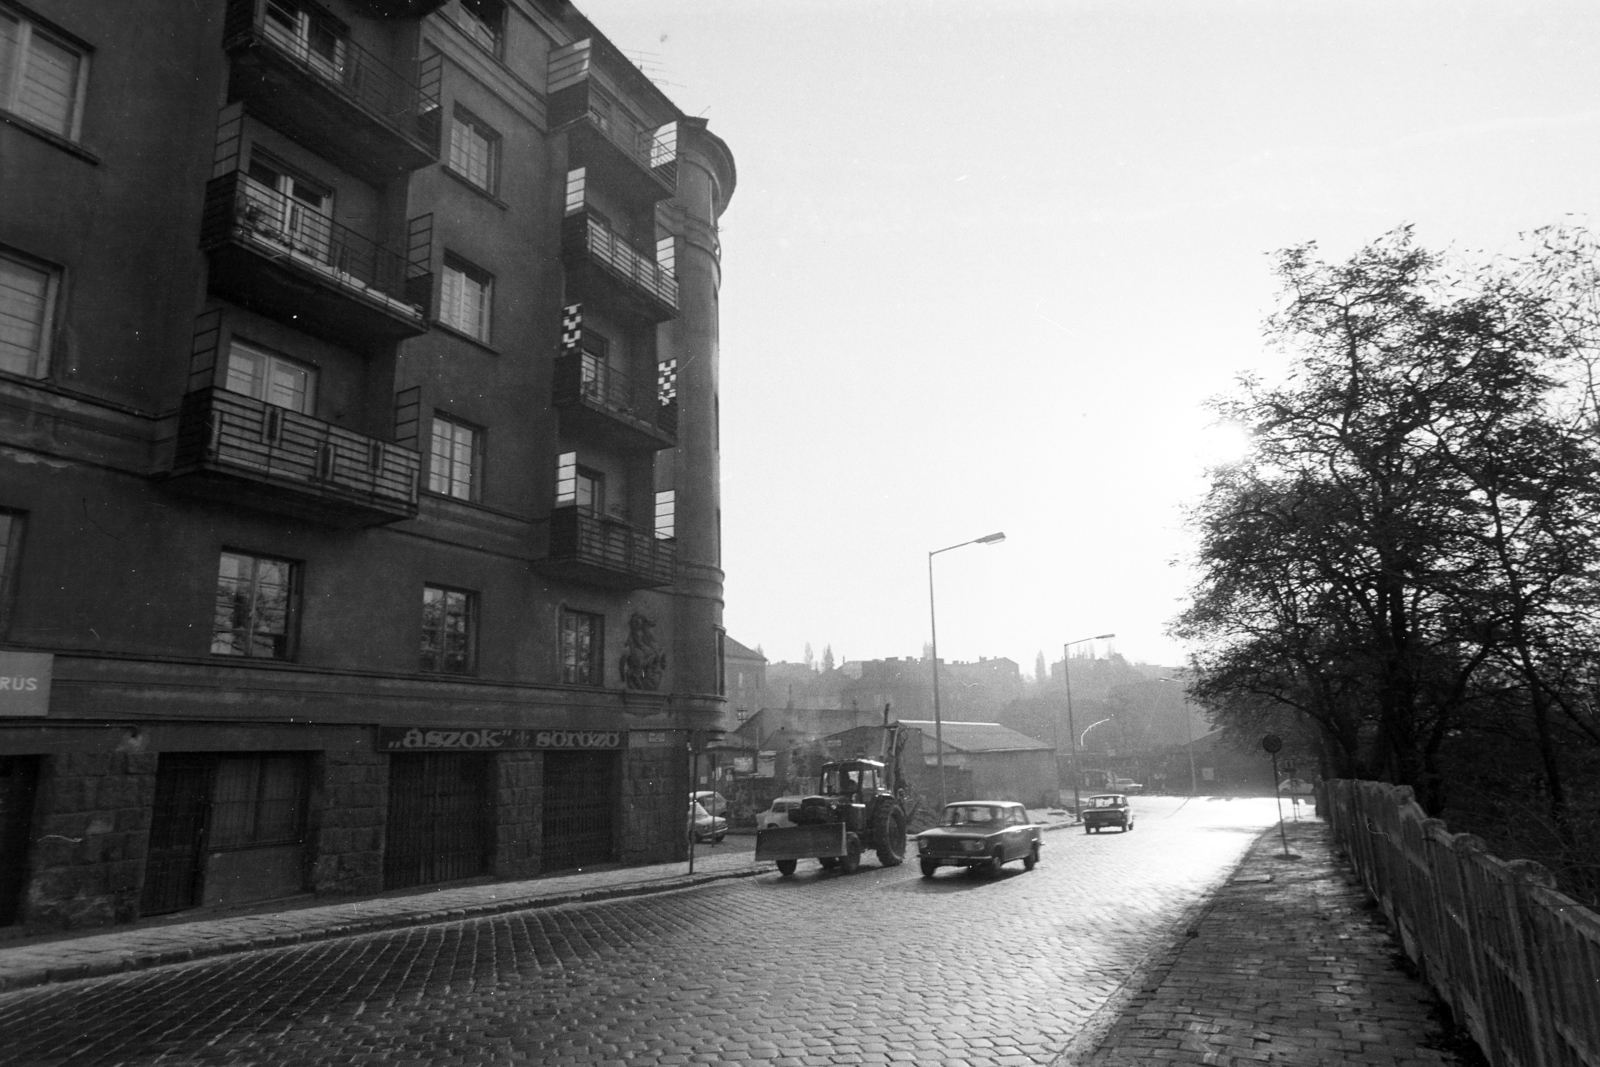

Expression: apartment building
xmin=0 ymin=0 xmax=735 ymax=930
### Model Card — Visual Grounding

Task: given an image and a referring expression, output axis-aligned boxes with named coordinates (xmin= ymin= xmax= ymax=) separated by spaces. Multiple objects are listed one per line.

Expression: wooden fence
xmin=1325 ymin=780 xmax=1600 ymax=1067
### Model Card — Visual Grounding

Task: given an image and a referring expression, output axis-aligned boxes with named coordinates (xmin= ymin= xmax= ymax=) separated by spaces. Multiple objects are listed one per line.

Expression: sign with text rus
xmin=0 ymin=651 xmax=52 ymax=717
xmin=377 ymin=727 xmax=625 ymax=752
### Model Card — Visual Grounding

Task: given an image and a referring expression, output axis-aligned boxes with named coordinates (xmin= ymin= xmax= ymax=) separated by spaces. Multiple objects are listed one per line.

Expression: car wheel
xmin=1024 ymin=843 xmax=1039 ymax=871
xmin=920 ymin=858 xmax=939 ymax=879
xmin=819 ymin=856 xmax=839 ymax=870
xmin=985 ymin=849 xmax=1005 ymax=876
xmin=1084 ymin=825 xmax=1092 ymax=834
xmin=714 ymin=833 xmax=725 ymax=843
xmin=1121 ymin=822 xmax=1129 ymax=833
xmin=776 ymin=859 xmax=796 ymax=876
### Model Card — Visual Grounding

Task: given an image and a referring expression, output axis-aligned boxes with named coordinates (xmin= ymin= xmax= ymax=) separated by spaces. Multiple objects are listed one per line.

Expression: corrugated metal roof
xmin=896 ymin=720 xmax=1053 ymax=753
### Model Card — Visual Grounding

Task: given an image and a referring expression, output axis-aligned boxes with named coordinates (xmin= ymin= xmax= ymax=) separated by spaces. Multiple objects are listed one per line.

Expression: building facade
xmin=0 ymin=0 xmax=734 ymax=930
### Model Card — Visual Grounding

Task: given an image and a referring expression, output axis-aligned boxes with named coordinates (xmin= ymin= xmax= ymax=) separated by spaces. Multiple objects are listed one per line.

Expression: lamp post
xmin=928 ymin=531 xmax=1005 ymax=809
xmin=1063 ymin=633 xmax=1114 ymax=816
xmin=1160 ymin=675 xmax=1199 ymax=796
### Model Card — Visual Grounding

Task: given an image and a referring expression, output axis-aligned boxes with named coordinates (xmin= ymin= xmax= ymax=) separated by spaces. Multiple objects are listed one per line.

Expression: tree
xmin=821 ymin=645 xmax=835 ymax=672
xmin=803 ymin=642 xmax=814 ymax=671
xmin=1176 ymin=227 xmax=1600 ymax=821
xmin=1035 ymin=651 xmax=1048 ymax=686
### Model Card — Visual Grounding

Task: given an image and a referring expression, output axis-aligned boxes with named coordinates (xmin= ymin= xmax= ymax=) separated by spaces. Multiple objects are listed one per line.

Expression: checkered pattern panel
xmin=658 ymin=359 xmax=677 ymax=402
xmin=561 ymin=304 xmax=583 ymax=353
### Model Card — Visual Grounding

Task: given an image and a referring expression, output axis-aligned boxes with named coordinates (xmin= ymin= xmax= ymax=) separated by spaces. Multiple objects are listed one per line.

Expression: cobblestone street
xmin=0 ymin=797 xmax=1280 ymax=1066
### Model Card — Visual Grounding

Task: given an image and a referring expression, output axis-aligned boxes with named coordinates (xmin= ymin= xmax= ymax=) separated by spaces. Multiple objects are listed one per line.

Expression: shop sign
xmin=0 ymin=651 xmax=51 ymax=718
xmin=378 ymin=726 xmax=624 ymax=752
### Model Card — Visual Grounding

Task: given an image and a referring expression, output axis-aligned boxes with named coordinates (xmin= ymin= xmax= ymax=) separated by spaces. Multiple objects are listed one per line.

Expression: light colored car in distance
xmin=758 ymin=795 xmax=804 ymax=830
xmin=914 ymin=800 xmax=1042 ymax=877
xmin=689 ymin=801 xmax=727 ymax=842
xmin=690 ymin=790 xmax=729 ymax=816
xmin=1110 ymin=778 xmax=1144 ymax=795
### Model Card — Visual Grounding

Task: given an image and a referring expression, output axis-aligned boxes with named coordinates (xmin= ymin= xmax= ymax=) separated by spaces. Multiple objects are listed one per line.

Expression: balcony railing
xmin=202 ymin=169 xmax=432 ymax=346
xmin=170 ymin=387 xmax=420 ymax=526
xmin=223 ymin=0 xmax=441 ymax=180
xmin=552 ymin=352 xmax=677 ymax=449
xmin=535 ymin=505 xmax=675 ymax=589
xmin=561 ymin=211 xmax=678 ymax=322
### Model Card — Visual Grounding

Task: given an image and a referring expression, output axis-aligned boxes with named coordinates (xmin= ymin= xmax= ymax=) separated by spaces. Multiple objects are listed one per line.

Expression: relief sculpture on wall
xmin=619 ymin=612 xmax=667 ymax=691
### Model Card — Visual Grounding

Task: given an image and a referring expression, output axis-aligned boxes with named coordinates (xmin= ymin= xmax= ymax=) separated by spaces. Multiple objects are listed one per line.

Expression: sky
xmin=578 ymin=0 xmax=1600 ymax=674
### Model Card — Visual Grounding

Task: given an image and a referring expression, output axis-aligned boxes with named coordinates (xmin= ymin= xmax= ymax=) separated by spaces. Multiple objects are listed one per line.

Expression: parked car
xmin=690 ymin=790 xmax=729 ymax=816
xmin=1083 ymin=793 xmax=1134 ymax=833
xmin=689 ymin=801 xmax=727 ymax=842
xmin=758 ymin=795 xmax=804 ymax=830
xmin=914 ymin=800 xmax=1042 ymax=878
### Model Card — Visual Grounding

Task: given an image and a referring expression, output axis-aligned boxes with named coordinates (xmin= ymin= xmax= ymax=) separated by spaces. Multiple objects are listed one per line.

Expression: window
xmin=654 ymin=489 xmax=675 ymax=539
xmin=0 ymin=249 xmax=57 ymax=378
xmin=421 ymin=585 xmax=474 ymax=674
xmin=439 ymin=257 xmax=491 ymax=342
xmin=554 ymin=451 xmax=605 ymax=514
xmin=457 ymin=0 xmax=504 ymax=56
xmin=208 ymin=754 xmax=310 ymax=849
xmin=262 ymin=0 xmax=346 ymax=82
xmin=715 ymin=626 xmax=726 ymax=696
xmin=447 ymin=107 xmax=499 ymax=194
xmin=224 ymin=340 xmax=316 ymax=414
xmin=0 ymin=9 xmax=87 ymax=139
xmin=559 ymin=607 xmax=602 ymax=686
xmin=244 ymin=154 xmax=332 ymax=262
xmin=0 ymin=509 xmax=23 ymax=631
xmin=212 ymin=551 xmax=299 ymax=660
xmin=428 ymin=413 xmax=479 ymax=500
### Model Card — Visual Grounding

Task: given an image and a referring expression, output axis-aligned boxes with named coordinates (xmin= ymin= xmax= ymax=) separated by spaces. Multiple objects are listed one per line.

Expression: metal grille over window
xmin=421 ymin=585 xmax=473 ymax=673
xmin=212 ymin=551 xmax=297 ymax=659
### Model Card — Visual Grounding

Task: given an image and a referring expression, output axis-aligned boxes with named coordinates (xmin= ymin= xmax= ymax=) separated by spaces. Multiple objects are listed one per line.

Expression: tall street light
xmin=1160 ymin=675 xmax=1199 ymax=796
xmin=928 ymin=531 xmax=1006 ymax=809
xmin=1063 ymin=633 xmax=1115 ymax=816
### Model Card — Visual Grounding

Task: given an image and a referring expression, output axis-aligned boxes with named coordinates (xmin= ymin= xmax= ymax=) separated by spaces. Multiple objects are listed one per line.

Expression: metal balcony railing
xmin=223 ymin=0 xmax=441 ymax=150
xmin=203 ymin=169 xmax=431 ymax=323
xmin=552 ymin=352 xmax=678 ymax=438
xmin=173 ymin=387 xmax=420 ymax=520
xmin=562 ymin=211 xmax=678 ymax=315
xmin=545 ymin=505 xmax=675 ymax=587
xmin=578 ymin=103 xmax=678 ymax=191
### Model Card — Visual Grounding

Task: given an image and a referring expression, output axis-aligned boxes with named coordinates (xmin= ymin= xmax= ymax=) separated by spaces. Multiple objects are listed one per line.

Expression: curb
xmin=0 ymin=863 xmax=772 ymax=994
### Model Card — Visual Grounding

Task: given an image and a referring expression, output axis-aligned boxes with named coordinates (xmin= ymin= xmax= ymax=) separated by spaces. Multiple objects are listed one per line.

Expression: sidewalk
xmin=0 ymin=842 xmax=770 ymax=993
xmin=1072 ymin=817 xmax=1478 ymax=1067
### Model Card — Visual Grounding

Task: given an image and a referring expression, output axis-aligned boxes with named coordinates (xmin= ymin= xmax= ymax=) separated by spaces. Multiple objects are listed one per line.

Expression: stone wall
xmin=494 ymin=751 xmax=540 ymax=878
xmin=24 ymin=752 xmax=157 ymax=931
xmin=308 ymin=750 xmax=385 ymax=895
xmin=620 ymin=741 xmax=687 ymax=865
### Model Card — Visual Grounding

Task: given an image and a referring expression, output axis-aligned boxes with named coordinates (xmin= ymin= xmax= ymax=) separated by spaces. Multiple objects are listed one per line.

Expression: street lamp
xmin=928 ymin=531 xmax=1006 ymax=808
xmin=1160 ymin=675 xmax=1199 ymax=796
xmin=1080 ymin=717 xmax=1112 ymax=748
xmin=1063 ymin=633 xmax=1114 ymax=816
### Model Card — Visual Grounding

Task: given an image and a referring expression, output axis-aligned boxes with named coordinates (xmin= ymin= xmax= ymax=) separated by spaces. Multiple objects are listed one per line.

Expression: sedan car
xmin=1082 ymin=793 xmax=1133 ymax=833
xmin=758 ymin=795 xmax=804 ymax=830
xmin=690 ymin=790 xmax=729 ymax=816
xmin=689 ymin=801 xmax=727 ymax=842
xmin=915 ymin=801 xmax=1042 ymax=877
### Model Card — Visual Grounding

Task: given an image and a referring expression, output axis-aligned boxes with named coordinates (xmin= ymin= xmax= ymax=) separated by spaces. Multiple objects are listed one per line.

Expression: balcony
xmin=561 ymin=211 xmax=678 ymax=324
xmin=201 ymin=169 xmax=432 ymax=351
xmin=534 ymin=506 xmax=675 ymax=589
xmin=552 ymin=353 xmax=677 ymax=452
xmin=167 ymin=387 xmax=421 ymax=527
xmin=553 ymin=95 xmax=676 ymax=206
xmin=223 ymin=0 xmax=441 ymax=184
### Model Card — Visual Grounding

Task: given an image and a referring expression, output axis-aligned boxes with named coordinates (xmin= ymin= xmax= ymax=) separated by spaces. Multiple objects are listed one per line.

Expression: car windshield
xmin=944 ymin=805 xmax=1003 ymax=825
xmin=1089 ymin=796 xmax=1123 ymax=808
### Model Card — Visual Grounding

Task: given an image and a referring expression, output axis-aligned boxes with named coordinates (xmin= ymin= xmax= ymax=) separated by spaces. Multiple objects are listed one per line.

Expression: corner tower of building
xmin=660 ymin=119 xmax=736 ymax=728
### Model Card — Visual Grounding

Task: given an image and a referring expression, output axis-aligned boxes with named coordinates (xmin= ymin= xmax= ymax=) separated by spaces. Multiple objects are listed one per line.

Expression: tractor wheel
xmin=873 ymin=805 xmax=907 ymax=867
xmin=920 ymin=858 xmax=939 ymax=878
xmin=1024 ymin=843 xmax=1039 ymax=871
xmin=776 ymin=859 xmax=797 ymax=876
xmin=839 ymin=833 xmax=862 ymax=874
xmin=819 ymin=856 xmax=840 ymax=870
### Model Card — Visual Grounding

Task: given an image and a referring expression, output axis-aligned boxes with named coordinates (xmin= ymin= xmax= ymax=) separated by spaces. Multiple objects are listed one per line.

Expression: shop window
xmin=208 ymin=754 xmax=310 ymax=850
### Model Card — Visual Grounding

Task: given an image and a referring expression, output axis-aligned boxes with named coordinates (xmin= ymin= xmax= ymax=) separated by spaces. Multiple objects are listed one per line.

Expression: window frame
xmin=0 ymin=7 xmax=90 ymax=142
xmin=222 ymin=338 xmax=318 ymax=415
xmin=558 ymin=606 xmax=604 ymax=687
xmin=426 ymin=411 xmax=482 ymax=502
xmin=0 ymin=245 xmax=60 ymax=380
xmin=0 ymin=508 xmax=24 ymax=633
xmin=446 ymin=104 xmax=500 ymax=195
xmin=420 ymin=583 xmax=476 ymax=675
xmin=438 ymin=254 xmax=493 ymax=343
xmin=456 ymin=0 xmax=505 ymax=57
xmin=211 ymin=549 xmax=301 ymax=661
